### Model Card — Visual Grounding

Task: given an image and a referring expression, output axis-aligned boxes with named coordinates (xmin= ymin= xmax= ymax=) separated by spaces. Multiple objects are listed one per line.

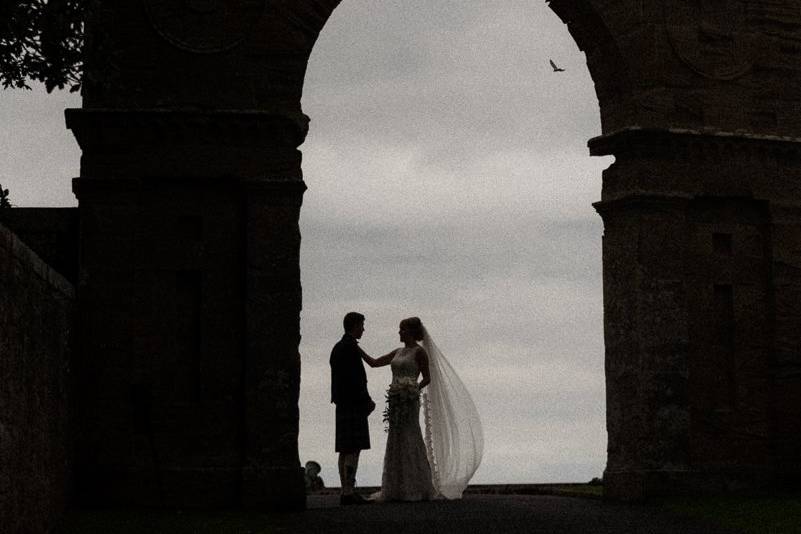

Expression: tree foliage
xmin=0 ymin=184 xmax=11 ymax=208
xmin=0 ymin=0 xmax=85 ymax=92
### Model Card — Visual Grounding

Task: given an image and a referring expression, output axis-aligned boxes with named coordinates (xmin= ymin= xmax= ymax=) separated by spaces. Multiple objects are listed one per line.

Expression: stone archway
xmin=66 ymin=0 xmax=801 ymax=510
xmin=550 ymin=0 xmax=801 ymax=499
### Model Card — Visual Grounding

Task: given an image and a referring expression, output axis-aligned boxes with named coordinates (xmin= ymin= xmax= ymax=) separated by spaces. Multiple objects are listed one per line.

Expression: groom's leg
xmin=339 ymin=451 xmax=360 ymax=495
xmin=347 ymin=451 xmax=360 ymax=492
xmin=338 ymin=453 xmax=348 ymax=495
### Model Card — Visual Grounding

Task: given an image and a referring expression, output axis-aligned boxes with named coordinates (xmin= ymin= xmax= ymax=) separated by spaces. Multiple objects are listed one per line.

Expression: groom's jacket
xmin=330 ymin=334 xmax=372 ymax=409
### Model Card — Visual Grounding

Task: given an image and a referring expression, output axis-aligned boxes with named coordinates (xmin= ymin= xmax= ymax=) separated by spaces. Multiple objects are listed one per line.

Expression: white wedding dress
xmin=378 ymin=347 xmax=436 ymax=501
xmin=376 ymin=327 xmax=484 ymax=501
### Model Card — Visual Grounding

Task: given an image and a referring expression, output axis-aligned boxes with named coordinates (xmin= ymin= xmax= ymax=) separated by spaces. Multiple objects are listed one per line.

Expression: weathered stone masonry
xmin=0 ymin=222 xmax=74 ymax=534
xmin=65 ymin=0 xmax=332 ymax=509
xmin=549 ymin=0 xmax=801 ymax=498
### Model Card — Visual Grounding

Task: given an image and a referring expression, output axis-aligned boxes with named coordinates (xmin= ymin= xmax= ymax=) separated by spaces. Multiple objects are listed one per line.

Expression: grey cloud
xmin=0 ymin=86 xmax=80 ymax=207
xmin=303 ymin=75 xmax=602 ymax=167
xmin=305 ymin=0 xmax=604 ymax=164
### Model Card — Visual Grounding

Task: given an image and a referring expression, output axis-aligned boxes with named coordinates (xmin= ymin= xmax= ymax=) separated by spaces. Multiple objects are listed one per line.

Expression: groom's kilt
xmin=335 ymin=404 xmax=370 ymax=452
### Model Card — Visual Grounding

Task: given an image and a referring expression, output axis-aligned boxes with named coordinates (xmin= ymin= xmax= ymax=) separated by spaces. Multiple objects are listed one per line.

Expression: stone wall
xmin=0 ymin=208 xmax=79 ymax=283
xmin=0 ymin=222 xmax=74 ymax=534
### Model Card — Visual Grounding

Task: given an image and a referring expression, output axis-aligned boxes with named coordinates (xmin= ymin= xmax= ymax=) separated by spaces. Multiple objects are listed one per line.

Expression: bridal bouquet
xmin=382 ymin=377 xmax=420 ymax=433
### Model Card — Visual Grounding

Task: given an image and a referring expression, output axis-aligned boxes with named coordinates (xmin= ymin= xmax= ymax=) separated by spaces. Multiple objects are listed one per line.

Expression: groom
xmin=330 ymin=312 xmax=376 ymax=505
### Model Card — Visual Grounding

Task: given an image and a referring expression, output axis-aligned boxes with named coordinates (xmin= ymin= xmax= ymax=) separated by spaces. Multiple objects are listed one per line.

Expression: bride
xmin=360 ymin=317 xmax=483 ymax=501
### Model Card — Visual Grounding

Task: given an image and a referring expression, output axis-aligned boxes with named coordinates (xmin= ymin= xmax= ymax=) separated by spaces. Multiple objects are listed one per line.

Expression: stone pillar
xmin=768 ymin=203 xmax=801 ymax=485
xmin=548 ymin=0 xmax=801 ymax=499
xmin=595 ymin=193 xmax=692 ymax=500
xmin=67 ymin=109 xmax=308 ymax=509
xmin=64 ymin=0 xmax=343 ymax=509
xmin=592 ymin=129 xmax=801 ymax=499
xmin=241 ymin=180 xmax=306 ymax=509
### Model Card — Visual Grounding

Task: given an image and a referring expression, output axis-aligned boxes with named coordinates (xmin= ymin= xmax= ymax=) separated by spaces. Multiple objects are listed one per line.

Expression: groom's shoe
xmin=340 ymin=493 xmax=373 ymax=505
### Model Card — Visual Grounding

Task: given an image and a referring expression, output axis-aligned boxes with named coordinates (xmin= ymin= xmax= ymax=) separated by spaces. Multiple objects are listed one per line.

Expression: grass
xmin=463 ymin=482 xmax=604 ymax=498
xmin=658 ymin=493 xmax=801 ymax=534
xmin=547 ymin=483 xmax=604 ymax=498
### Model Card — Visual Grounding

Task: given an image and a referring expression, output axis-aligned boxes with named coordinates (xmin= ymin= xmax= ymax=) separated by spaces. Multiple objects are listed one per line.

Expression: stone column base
xmin=604 ymin=467 xmax=781 ymax=501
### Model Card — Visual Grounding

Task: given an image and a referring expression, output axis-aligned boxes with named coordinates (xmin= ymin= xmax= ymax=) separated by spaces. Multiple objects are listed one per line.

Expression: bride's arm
xmin=359 ymin=347 xmax=395 ymax=368
xmin=416 ymin=347 xmax=431 ymax=390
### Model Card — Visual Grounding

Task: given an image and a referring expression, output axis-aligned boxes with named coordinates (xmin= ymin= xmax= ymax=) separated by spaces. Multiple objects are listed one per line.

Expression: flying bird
xmin=549 ymin=59 xmax=565 ymax=72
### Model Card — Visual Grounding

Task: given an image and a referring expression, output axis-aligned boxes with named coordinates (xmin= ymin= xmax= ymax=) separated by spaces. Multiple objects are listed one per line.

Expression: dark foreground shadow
xmin=57 ymin=494 xmax=745 ymax=534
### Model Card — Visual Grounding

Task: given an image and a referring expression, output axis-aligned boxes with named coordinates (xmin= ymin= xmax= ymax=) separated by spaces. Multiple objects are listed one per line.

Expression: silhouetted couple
xmin=330 ymin=312 xmax=484 ymax=505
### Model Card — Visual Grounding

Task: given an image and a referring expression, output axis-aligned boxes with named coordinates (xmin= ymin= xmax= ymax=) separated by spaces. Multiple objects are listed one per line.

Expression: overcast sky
xmin=0 ymin=1 xmax=613 ymax=487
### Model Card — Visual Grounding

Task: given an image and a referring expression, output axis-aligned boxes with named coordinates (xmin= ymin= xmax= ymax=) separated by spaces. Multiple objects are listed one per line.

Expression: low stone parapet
xmin=0 ymin=221 xmax=74 ymax=534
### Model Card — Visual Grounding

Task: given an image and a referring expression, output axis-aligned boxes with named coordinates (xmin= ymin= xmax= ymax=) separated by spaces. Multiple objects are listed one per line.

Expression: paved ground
xmin=273 ymin=494 xmax=741 ymax=534
xmin=58 ymin=494 xmax=744 ymax=533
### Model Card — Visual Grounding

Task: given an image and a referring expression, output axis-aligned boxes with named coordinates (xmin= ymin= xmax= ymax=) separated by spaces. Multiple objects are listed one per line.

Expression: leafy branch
xmin=0 ymin=0 xmax=86 ymax=92
xmin=0 ymin=184 xmax=11 ymax=208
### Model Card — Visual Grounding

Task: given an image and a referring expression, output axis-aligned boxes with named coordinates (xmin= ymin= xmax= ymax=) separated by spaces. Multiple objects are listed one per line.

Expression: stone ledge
xmin=65 ymin=108 xmax=311 ymax=151
xmin=590 ymin=127 xmax=801 ymax=157
xmin=71 ymin=177 xmax=307 ymax=196
xmin=593 ymin=192 xmax=693 ymax=216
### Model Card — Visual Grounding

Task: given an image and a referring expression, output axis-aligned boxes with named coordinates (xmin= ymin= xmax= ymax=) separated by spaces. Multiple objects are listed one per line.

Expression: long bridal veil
xmin=420 ymin=325 xmax=484 ymax=499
